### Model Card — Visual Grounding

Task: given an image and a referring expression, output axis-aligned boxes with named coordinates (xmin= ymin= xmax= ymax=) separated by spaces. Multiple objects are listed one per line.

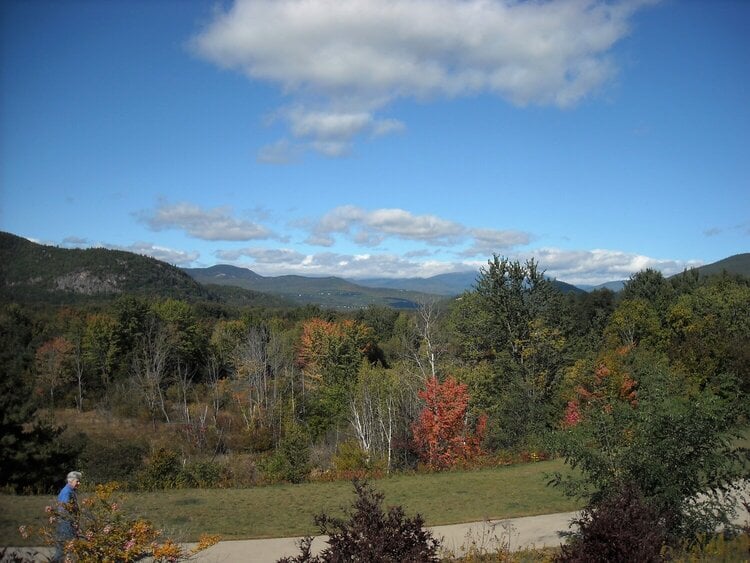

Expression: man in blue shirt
xmin=53 ymin=471 xmax=81 ymax=562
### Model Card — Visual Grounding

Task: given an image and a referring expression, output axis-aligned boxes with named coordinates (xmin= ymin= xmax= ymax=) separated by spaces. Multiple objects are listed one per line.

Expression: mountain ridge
xmin=3 ymin=232 xmax=747 ymax=308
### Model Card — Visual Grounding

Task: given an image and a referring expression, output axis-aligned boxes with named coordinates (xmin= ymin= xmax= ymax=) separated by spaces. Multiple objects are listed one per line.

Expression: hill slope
xmin=0 ymin=232 xmax=215 ymax=304
xmin=685 ymin=253 xmax=750 ymax=278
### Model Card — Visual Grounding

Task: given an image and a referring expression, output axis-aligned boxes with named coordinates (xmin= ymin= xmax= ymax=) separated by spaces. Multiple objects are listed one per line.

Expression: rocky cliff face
xmin=54 ymin=271 xmax=123 ymax=294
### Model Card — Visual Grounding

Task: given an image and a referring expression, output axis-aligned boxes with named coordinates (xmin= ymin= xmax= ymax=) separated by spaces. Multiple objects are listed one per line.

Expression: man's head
xmin=66 ymin=471 xmax=82 ymax=488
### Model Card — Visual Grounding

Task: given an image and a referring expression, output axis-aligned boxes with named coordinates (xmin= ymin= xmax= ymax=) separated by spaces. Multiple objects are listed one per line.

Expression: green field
xmin=1 ymin=460 xmax=581 ymax=546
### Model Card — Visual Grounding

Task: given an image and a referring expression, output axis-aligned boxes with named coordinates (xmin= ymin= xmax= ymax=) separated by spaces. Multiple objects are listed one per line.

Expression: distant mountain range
xmin=2 ymin=231 xmax=748 ymax=309
xmin=183 ymin=264 xmax=589 ymax=305
xmin=352 ymin=271 xmax=584 ymax=296
xmin=182 ymin=264 xmax=440 ymax=309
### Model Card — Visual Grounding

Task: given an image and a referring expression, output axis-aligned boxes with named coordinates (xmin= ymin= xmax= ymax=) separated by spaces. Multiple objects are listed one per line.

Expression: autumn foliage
xmin=296 ymin=318 xmax=374 ymax=386
xmin=562 ymin=346 xmax=639 ymax=428
xmin=412 ymin=376 xmax=486 ymax=469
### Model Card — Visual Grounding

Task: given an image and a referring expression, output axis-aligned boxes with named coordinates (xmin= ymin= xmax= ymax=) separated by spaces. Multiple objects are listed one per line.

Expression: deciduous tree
xmin=411 ymin=376 xmax=486 ymax=469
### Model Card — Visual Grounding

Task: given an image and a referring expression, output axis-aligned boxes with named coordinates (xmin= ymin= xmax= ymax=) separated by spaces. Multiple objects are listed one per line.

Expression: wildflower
xmin=103 ymin=525 xmax=113 ymax=534
xmin=45 ymin=505 xmax=53 ymax=514
xmin=18 ymin=525 xmax=28 ymax=539
xmin=124 ymin=539 xmax=136 ymax=552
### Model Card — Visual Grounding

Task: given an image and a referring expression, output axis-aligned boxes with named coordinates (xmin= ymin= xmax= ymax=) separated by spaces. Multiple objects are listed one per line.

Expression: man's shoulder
xmin=57 ymin=485 xmax=72 ymax=503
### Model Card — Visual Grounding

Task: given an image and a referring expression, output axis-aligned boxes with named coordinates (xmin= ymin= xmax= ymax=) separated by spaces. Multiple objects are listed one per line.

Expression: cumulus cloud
xmin=307 ymin=205 xmax=466 ymax=246
xmin=523 ymin=248 xmax=702 ymax=286
xmin=228 ymin=248 xmax=467 ymax=278
xmin=192 ymin=0 xmax=652 ymax=156
xmin=280 ymin=108 xmax=405 ymax=156
xmin=138 ymin=202 xmax=276 ymax=241
xmin=461 ymin=228 xmax=534 ymax=256
xmin=216 ymin=247 xmax=307 ymax=263
xmin=111 ymin=242 xmax=200 ymax=267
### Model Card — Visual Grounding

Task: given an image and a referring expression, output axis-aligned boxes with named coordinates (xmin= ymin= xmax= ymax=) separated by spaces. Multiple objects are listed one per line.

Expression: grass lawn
xmin=1 ymin=459 xmax=581 ymax=546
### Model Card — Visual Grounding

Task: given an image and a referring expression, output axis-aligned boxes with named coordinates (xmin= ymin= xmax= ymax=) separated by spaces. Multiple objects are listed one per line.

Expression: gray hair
xmin=66 ymin=471 xmax=82 ymax=482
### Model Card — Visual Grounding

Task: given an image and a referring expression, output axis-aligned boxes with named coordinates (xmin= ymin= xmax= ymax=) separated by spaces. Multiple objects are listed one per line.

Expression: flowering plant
xmin=20 ymin=483 xmax=219 ymax=562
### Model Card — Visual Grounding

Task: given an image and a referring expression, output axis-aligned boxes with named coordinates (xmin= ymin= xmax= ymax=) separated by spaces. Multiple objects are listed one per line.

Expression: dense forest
xmin=3 ymin=248 xmax=748 ymax=499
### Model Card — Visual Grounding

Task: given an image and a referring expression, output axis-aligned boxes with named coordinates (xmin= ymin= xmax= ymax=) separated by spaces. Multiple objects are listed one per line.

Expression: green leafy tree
xmin=83 ymin=313 xmax=117 ymax=396
xmin=34 ymin=336 xmax=74 ymax=408
xmin=450 ymin=256 xmax=567 ymax=448
xmin=666 ymin=279 xmax=750 ymax=396
xmin=603 ymin=298 xmax=664 ymax=351
xmin=621 ymin=268 xmax=675 ymax=320
xmin=297 ymin=318 xmax=374 ymax=435
xmin=551 ymin=348 xmax=747 ymax=542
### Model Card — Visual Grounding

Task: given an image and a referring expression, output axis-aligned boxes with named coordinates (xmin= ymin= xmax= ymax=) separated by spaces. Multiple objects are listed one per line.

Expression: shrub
xmin=554 ymin=484 xmax=667 ymax=563
xmin=20 ymin=482 xmax=219 ymax=562
xmin=177 ymin=459 xmax=227 ymax=488
xmin=138 ymin=448 xmax=181 ymax=490
xmin=260 ymin=424 xmax=311 ymax=484
xmin=331 ymin=440 xmax=370 ymax=472
xmin=278 ymin=480 xmax=440 ymax=563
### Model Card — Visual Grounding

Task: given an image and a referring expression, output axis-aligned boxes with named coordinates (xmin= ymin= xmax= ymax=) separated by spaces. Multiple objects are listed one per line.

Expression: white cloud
xmin=257 ymin=139 xmax=302 ymax=164
xmin=520 ymin=248 xmax=702 ymax=286
xmin=280 ymin=108 xmax=405 ymax=156
xmin=192 ymin=0 xmax=653 ymax=156
xmin=230 ymin=249 xmax=467 ymax=278
xmin=113 ymin=242 xmax=200 ymax=267
xmin=215 ymin=247 xmax=306 ymax=263
xmin=307 ymin=205 xmax=466 ymax=246
xmin=461 ymin=227 xmax=534 ymax=256
xmin=139 ymin=202 xmax=276 ymax=241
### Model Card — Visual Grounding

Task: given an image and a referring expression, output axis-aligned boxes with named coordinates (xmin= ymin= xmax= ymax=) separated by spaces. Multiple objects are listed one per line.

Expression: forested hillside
xmin=0 ymin=231 xmax=212 ymax=303
xmin=3 ymin=240 xmax=750 ymax=554
xmin=0 ymin=232 xmax=290 ymax=308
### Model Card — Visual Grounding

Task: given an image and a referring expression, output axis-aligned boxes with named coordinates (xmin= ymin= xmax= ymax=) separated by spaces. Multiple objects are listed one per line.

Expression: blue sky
xmin=1 ymin=0 xmax=748 ymax=285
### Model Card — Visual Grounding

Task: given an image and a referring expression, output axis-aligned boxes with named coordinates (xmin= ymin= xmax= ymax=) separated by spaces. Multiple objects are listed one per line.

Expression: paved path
xmin=190 ymin=511 xmax=580 ymax=562
xmin=8 ymin=511 xmax=579 ymax=562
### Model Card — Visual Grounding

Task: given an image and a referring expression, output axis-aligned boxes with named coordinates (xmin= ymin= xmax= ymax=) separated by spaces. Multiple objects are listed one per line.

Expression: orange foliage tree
xmin=296 ymin=318 xmax=374 ymax=387
xmin=412 ymin=376 xmax=487 ymax=469
xmin=562 ymin=345 xmax=639 ymax=429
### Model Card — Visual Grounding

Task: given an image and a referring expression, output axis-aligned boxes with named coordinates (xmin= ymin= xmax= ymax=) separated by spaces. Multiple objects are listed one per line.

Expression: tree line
xmin=1 ymin=257 xmax=748 ymax=500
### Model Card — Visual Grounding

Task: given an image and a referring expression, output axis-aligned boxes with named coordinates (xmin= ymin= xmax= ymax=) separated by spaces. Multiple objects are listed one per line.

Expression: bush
xmin=554 ymin=485 xmax=667 ymax=563
xmin=177 ymin=459 xmax=227 ymax=488
xmin=260 ymin=425 xmax=311 ymax=484
xmin=20 ymin=483 xmax=219 ymax=562
xmin=138 ymin=448 xmax=181 ymax=490
xmin=331 ymin=440 xmax=370 ymax=472
xmin=278 ymin=480 xmax=440 ymax=563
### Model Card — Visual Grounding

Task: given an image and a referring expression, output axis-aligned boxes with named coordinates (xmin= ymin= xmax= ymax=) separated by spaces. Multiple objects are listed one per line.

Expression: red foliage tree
xmin=412 ymin=376 xmax=486 ymax=469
